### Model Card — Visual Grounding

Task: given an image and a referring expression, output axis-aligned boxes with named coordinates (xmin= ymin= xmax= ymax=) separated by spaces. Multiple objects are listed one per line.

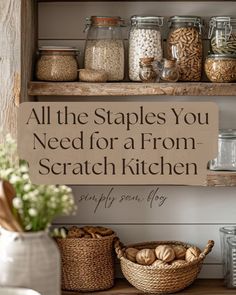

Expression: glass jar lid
xmin=87 ymin=16 xmax=123 ymax=27
xmin=219 ymin=129 xmax=236 ymax=139
xmin=131 ymin=15 xmax=164 ymax=27
xmin=210 ymin=16 xmax=236 ymax=25
xmin=207 ymin=53 xmax=236 ymax=60
xmin=38 ymin=46 xmax=79 ymax=54
xmin=209 ymin=16 xmax=236 ymax=38
xmin=169 ymin=15 xmax=202 ymax=24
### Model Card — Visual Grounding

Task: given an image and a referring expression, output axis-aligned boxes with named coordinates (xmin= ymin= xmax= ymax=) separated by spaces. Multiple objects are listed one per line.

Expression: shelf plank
xmin=206 ymin=171 xmax=236 ymax=187
xmin=28 ymin=82 xmax=236 ymax=97
xmin=62 ymin=279 xmax=235 ymax=294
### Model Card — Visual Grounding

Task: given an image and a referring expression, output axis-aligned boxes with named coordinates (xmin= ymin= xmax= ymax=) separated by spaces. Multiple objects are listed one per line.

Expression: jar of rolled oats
xmin=84 ymin=16 xmax=125 ymax=81
xmin=36 ymin=46 xmax=79 ymax=81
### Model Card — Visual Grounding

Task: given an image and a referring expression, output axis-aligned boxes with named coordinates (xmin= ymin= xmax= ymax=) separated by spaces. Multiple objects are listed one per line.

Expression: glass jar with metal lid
xmin=209 ymin=16 xmax=236 ymax=54
xmin=205 ymin=53 xmax=236 ymax=82
xmin=84 ymin=16 xmax=125 ymax=81
xmin=167 ymin=16 xmax=203 ymax=81
xmin=36 ymin=46 xmax=79 ymax=81
xmin=209 ymin=130 xmax=236 ymax=171
xmin=129 ymin=15 xmax=164 ymax=81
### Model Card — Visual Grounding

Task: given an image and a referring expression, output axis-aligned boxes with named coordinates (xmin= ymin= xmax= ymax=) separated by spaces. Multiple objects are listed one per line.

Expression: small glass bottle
xmin=159 ymin=58 xmax=179 ymax=82
xmin=139 ymin=57 xmax=158 ymax=82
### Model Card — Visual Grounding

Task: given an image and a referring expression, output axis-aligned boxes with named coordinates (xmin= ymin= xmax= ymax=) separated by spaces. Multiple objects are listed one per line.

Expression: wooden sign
xmin=18 ymin=102 xmax=218 ymax=185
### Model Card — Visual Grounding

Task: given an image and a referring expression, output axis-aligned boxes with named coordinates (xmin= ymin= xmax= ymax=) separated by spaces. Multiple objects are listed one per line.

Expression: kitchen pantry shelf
xmin=28 ymin=82 xmax=236 ymax=97
xmin=62 ymin=279 xmax=236 ymax=294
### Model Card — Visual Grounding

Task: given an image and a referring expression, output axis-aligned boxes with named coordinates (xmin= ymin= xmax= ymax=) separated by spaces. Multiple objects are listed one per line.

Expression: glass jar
xmin=219 ymin=227 xmax=236 ymax=286
xmin=84 ymin=16 xmax=125 ymax=81
xmin=36 ymin=46 xmax=79 ymax=81
xmin=227 ymin=236 xmax=236 ymax=288
xmin=167 ymin=16 xmax=203 ymax=81
xmin=139 ymin=57 xmax=158 ymax=82
xmin=209 ymin=16 xmax=236 ymax=55
xmin=159 ymin=58 xmax=179 ymax=82
xmin=205 ymin=54 xmax=236 ymax=83
xmin=209 ymin=130 xmax=236 ymax=170
xmin=129 ymin=15 xmax=164 ymax=81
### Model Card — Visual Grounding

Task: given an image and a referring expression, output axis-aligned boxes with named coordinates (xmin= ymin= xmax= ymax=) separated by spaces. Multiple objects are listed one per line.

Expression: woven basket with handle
xmin=56 ymin=234 xmax=116 ymax=292
xmin=115 ymin=239 xmax=214 ymax=294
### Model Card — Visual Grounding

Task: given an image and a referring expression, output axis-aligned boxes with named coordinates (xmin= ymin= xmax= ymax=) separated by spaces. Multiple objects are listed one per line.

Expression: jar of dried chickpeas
xmin=36 ymin=46 xmax=79 ymax=81
xmin=167 ymin=16 xmax=203 ymax=81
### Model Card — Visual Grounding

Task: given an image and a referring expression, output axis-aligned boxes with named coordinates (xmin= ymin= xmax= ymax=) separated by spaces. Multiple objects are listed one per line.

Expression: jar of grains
xmin=205 ymin=54 xmax=236 ymax=83
xmin=129 ymin=15 xmax=164 ymax=81
xmin=36 ymin=46 xmax=79 ymax=81
xmin=167 ymin=16 xmax=203 ymax=81
xmin=84 ymin=16 xmax=125 ymax=81
xmin=209 ymin=16 xmax=236 ymax=55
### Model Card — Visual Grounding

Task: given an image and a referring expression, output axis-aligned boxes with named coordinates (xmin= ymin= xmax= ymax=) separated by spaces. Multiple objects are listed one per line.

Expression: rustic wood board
xmin=28 ymin=82 xmax=236 ymax=97
xmin=62 ymin=279 xmax=236 ymax=294
xmin=206 ymin=171 xmax=236 ymax=187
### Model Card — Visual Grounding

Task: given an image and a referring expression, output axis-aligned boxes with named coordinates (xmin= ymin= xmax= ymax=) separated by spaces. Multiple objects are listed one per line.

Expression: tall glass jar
xmin=129 ymin=16 xmax=164 ymax=81
xmin=227 ymin=236 xmax=236 ymax=288
xmin=167 ymin=16 xmax=203 ymax=81
xmin=219 ymin=227 xmax=236 ymax=286
xmin=84 ymin=16 xmax=125 ymax=81
xmin=209 ymin=16 xmax=236 ymax=55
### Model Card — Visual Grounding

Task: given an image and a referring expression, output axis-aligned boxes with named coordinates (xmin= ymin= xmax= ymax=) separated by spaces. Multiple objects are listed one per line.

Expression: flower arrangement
xmin=0 ymin=134 xmax=76 ymax=232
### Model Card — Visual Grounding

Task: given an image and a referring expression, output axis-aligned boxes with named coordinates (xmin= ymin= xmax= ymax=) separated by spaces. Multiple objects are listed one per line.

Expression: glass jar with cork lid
xmin=84 ymin=16 xmax=125 ymax=81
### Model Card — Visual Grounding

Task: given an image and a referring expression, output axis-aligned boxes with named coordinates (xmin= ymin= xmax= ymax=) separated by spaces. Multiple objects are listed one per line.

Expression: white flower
xmin=20 ymin=165 xmax=28 ymax=173
xmin=22 ymin=174 xmax=29 ymax=180
xmin=10 ymin=175 xmax=21 ymax=184
xmin=13 ymin=197 xmax=23 ymax=209
xmin=23 ymin=184 xmax=32 ymax=192
xmin=62 ymin=195 xmax=69 ymax=202
xmin=28 ymin=208 xmax=38 ymax=217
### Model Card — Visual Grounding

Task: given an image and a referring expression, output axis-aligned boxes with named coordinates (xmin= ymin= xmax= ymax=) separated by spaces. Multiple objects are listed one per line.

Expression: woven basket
xmin=115 ymin=239 xmax=214 ymax=294
xmin=56 ymin=234 xmax=116 ymax=292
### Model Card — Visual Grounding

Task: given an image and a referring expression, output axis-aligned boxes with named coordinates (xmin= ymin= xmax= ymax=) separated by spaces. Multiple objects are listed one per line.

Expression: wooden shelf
xmin=207 ymin=171 xmax=236 ymax=187
xmin=28 ymin=82 xmax=236 ymax=97
xmin=62 ymin=279 xmax=235 ymax=294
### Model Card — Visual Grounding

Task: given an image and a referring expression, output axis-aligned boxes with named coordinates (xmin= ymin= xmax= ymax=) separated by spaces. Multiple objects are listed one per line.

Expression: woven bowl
xmin=115 ymin=240 xmax=214 ymax=294
xmin=56 ymin=234 xmax=116 ymax=292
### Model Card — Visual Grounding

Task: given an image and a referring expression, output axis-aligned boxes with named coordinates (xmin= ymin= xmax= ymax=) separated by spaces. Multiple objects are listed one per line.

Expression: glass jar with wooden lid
xmin=84 ymin=16 xmax=125 ymax=81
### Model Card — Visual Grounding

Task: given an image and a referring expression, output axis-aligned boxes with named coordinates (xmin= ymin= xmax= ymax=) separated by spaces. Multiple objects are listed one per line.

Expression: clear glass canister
xmin=220 ymin=227 xmax=236 ymax=286
xmin=129 ymin=15 xmax=164 ymax=81
xmin=209 ymin=16 xmax=236 ymax=54
xmin=227 ymin=236 xmax=236 ymax=288
xmin=209 ymin=130 xmax=236 ymax=170
xmin=205 ymin=54 xmax=236 ymax=83
xmin=84 ymin=16 xmax=125 ymax=81
xmin=167 ymin=16 xmax=203 ymax=81
xmin=36 ymin=46 xmax=79 ymax=81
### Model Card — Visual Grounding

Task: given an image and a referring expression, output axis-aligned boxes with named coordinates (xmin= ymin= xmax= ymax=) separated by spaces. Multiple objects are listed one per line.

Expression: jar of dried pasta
xmin=167 ymin=16 xmax=203 ymax=81
xmin=209 ymin=16 xmax=236 ymax=55
xmin=84 ymin=16 xmax=125 ymax=81
xmin=36 ymin=46 xmax=79 ymax=81
xmin=205 ymin=54 xmax=236 ymax=83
